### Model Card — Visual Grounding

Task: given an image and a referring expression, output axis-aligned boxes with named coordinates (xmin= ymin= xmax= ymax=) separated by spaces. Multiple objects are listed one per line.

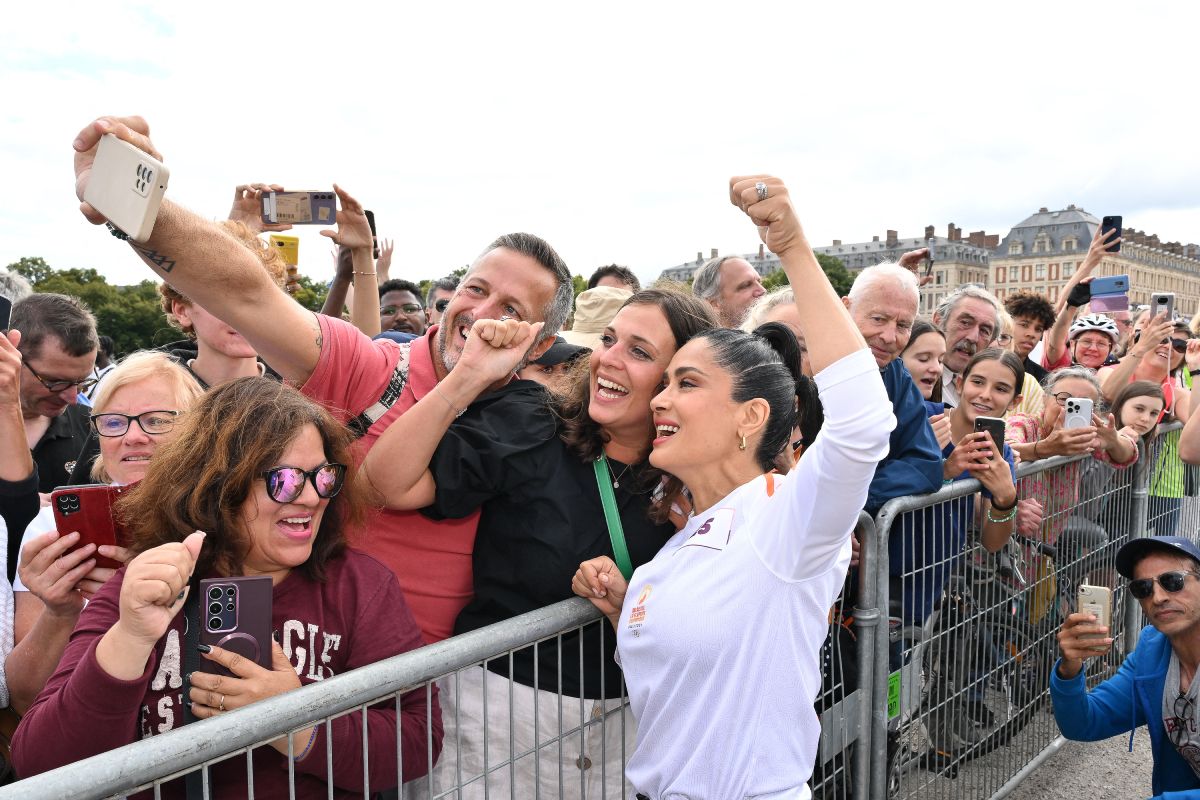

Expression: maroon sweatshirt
xmin=12 ymin=548 xmax=442 ymax=797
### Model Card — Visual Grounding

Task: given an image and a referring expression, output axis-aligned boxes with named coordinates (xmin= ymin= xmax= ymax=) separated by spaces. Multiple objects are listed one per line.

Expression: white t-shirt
xmin=0 ymin=514 xmax=11 ymax=707
xmin=618 ymin=349 xmax=894 ymax=800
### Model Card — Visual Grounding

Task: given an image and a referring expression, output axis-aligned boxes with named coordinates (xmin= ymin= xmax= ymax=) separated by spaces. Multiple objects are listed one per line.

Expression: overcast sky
xmin=2 ymin=2 xmax=1196 ymax=289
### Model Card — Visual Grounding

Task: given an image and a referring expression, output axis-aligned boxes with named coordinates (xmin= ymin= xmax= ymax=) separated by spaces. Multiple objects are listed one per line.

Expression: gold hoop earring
xmin=738 ymin=434 xmax=747 ymax=451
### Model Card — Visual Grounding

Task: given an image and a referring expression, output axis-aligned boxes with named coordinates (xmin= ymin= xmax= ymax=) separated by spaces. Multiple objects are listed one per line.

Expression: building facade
xmin=990 ymin=206 xmax=1200 ymax=319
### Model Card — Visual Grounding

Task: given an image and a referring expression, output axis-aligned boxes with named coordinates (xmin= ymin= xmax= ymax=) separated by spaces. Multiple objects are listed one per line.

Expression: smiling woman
xmin=11 ymin=377 xmax=442 ymax=796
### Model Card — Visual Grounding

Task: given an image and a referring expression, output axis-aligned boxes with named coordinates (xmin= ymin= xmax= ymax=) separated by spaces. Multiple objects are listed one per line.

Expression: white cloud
xmin=2 ymin=1 xmax=1197 ymax=290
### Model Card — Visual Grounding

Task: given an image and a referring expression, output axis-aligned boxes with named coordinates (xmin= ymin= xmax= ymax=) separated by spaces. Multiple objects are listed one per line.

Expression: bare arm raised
xmin=73 ymin=117 xmax=328 ymax=384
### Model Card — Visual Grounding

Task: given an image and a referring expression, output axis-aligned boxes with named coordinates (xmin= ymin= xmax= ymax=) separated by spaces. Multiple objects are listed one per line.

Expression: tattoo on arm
xmin=130 ymin=244 xmax=177 ymax=274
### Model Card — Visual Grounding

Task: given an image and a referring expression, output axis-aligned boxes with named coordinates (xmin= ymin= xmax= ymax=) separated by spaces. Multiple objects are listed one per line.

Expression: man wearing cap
xmin=517 ymin=335 xmax=589 ymax=395
xmin=561 ymin=285 xmax=632 ymax=349
xmin=1052 ymin=535 xmax=1200 ymax=797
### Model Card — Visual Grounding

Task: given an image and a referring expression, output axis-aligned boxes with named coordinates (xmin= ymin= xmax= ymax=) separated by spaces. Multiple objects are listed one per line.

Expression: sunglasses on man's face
xmin=261 ymin=463 xmax=347 ymax=504
xmin=1128 ymin=569 xmax=1200 ymax=599
xmin=434 ymin=298 xmax=450 ymax=313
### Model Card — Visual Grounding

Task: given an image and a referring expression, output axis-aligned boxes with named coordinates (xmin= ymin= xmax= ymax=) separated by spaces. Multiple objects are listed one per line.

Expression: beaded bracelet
xmin=294 ymin=726 xmax=319 ymax=762
xmin=986 ymin=504 xmax=1018 ymax=524
xmin=106 ymin=222 xmax=130 ymax=240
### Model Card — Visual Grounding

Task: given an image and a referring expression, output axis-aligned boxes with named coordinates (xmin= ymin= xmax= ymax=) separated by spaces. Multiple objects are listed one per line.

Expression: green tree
xmin=7 ymin=256 xmax=53 ymax=285
xmin=290 ymin=274 xmax=329 ymax=313
xmin=760 ymin=254 xmax=853 ymax=297
xmin=572 ymin=274 xmax=587 ymax=298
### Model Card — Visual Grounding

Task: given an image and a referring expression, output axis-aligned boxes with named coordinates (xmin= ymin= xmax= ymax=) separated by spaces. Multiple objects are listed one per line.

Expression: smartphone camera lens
xmin=226 ymin=601 xmax=235 ymax=612
xmin=209 ymin=587 xmax=222 ymax=600
xmin=209 ymin=616 xmax=222 ymax=629
xmin=208 ymin=602 xmax=221 ymax=615
xmin=226 ymin=587 xmax=236 ymax=597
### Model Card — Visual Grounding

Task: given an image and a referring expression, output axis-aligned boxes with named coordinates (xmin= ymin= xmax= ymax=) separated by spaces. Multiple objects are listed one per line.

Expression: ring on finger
xmin=755 ymin=181 xmax=768 ymax=202
xmin=219 ymin=694 xmax=226 ymax=712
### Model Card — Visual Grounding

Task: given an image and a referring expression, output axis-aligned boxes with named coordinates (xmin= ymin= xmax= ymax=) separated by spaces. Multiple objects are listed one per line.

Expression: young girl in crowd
xmin=573 ymin=175 xmax=893 ymax=799
xmin=8 ymin=351 xmax=202 ymax=714
xmin=360 ymin=286 xmax=716 ymax=797
xmin=12 ymin=378 xmax=439 ymax=797
xmin=901 ymin=319 xmax=949 ymax=448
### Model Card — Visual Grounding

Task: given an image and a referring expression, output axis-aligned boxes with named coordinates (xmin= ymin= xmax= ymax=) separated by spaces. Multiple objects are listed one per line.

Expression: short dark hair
xmin=693 ymin=322 xmax=806 ymax=472
xmin=118 ymin=377 xmax=362 ymax=583
xmin=378 ymin=279 xmax=423 ymax=300
xmin=478 ymin=233 xmax=572 ymax=341
xmin=425 ymin=275 xmax=459 ymax=307
xmin=11 ymin=293 xmax=99 ymax=358
xmin=587 ymin=265 xmax=640 ymax=292
xmin=1004 ymin=291 xmax=1056 ymax=330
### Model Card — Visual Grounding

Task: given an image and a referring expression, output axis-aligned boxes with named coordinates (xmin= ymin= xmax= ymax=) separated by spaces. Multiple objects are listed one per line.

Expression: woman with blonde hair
xmin=7 ymin=351 xmax=202 ymax=713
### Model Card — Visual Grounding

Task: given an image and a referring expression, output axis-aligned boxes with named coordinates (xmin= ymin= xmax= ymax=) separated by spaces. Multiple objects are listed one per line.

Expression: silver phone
xmin=1151 ymin=292 xmax=1176 ymax=322
xmin=1077 ymin=584 xmax=1112 ymax=643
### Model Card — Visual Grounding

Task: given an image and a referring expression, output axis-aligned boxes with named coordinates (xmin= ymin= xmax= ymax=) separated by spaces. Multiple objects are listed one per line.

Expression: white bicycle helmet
xmin=1069 ymin=313 xmax=1120 ymax=343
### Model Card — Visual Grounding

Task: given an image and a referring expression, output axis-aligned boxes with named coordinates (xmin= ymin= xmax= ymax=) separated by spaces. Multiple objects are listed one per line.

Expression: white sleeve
xmin=12 ymin=505 xmax=56 ymax=593
xmin=750 ymin=349 xmax=894 ymax=581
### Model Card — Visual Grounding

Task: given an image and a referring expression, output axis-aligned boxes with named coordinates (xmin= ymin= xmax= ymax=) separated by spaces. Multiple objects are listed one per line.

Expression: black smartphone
xmin=0 ymin=295 xmax=10 ymax=331
xmin=364 ymin=209 xmax=380 ymax=259
xmin=1101 ymin=215 xmax=1123 ymax=253
xmin=924 ymin=238 xmax=936 ymax=278
xmin=198 ymin=576 xmax=274 ymax=678
xmin=973 ymin=416 xmax=1006 ymax=458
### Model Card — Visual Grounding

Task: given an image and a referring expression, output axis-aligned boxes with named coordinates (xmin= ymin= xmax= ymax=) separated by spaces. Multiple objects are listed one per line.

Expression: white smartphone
xmin=1077 ymin=584 xmax=1112 ymax=643
xmin=82 ymin=133 xmax=170 ymax=242
xmin=1064 ymin=397 xmax=1094 ymax=429
xmin=1151 ymin=292 xmax=1176 ymax=322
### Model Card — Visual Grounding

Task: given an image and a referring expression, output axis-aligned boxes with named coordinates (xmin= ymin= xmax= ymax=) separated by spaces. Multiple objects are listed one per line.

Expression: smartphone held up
xmin=261 ymin=191 xmax=337 ymax=226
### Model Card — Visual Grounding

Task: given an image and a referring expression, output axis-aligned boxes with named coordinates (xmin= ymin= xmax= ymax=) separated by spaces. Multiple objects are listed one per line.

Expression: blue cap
xmin=1115 ymin=536 xmax=1200 ymax=579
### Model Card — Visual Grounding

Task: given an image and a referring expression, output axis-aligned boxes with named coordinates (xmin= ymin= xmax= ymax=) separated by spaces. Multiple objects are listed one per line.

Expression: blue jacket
xmin=865 ymin=359 xmax=943 ymax=514
xmin=1051 ymin=625 xmax=1200 ymax=799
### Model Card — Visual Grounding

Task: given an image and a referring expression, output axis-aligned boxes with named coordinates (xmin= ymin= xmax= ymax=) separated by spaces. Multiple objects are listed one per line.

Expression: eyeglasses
xmin=996 ymin=333 xmax=1013 ymax=345
xmin=434 ymin=298 xmax=450 ymax=313
xmin=1127 ymin=570 xmax=1200 ymax=599
xmin=381 ymin=303 xmax=423 ymax=316
xmin=24 ymin=361 xmax=98 ymax=394
xmin=261 ymin=463 xmax=347 ymax=504
xmin=1051 ymin=392 xmax=1089 ymax=407
xmin=1073 ymin=336 xmax=1112 ymax=351
xmin=91 ymin=410 xmax=179 ymax=437
xmin=1169 ymin=692 xmax=1195 ymax=748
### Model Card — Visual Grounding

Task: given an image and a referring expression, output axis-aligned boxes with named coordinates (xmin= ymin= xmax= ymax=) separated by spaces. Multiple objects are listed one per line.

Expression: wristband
xmin=990 ymin=494 xmax=1018 ymax=512
xmin=434 ymin=385 xmax=467 ymax=418
xmin=1032 ymin=441 xmax=1041 ymax=459
xmin=293 ymin=726 xmax=319 ymax=762
xmin=986 ymin=504 xmax=1018 ymax=524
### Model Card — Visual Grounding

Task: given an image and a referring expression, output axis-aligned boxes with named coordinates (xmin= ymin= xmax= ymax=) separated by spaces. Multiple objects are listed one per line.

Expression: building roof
xmin=1009 ymin=205 xmax=1100 ymax=230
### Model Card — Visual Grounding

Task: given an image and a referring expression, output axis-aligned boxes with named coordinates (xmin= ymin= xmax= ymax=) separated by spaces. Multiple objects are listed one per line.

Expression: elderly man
xmin=1053 ymin=536 xmax=1200 ymax=798
xmin=692 ymin=254 xmax=766 ymax=328
xmin=932 ymin=285 xmax=1002 ymax=406
xmin=13 ymin=294 xmax=98 ymax=494
xmin=841 ymin=263 xmax=942 ymax=512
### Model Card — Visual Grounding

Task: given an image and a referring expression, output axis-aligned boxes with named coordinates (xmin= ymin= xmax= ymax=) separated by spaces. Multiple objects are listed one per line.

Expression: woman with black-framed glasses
xmin=12 ymin=376 xmax=442 ymax=795
xmin=8 ymin=351 xmax=203 ymax=715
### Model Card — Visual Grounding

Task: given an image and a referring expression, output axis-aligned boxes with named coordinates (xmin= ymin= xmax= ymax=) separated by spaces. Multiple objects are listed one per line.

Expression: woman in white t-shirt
xmin=573 ymin=175 xmax=895 ymax=800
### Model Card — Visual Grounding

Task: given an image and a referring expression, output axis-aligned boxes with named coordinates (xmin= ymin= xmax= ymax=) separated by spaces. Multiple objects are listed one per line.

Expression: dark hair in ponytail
xmin=691 ymin=322 xmax=808 ymax=471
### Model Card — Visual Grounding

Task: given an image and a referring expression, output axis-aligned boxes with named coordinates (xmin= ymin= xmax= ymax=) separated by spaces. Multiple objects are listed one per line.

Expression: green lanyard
xmin=593 ymin=455 xmax=634 ymax=580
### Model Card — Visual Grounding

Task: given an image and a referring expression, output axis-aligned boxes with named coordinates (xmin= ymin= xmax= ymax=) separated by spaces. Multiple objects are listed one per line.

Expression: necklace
xmin=604 ymin=456 xmax=633 ymax=489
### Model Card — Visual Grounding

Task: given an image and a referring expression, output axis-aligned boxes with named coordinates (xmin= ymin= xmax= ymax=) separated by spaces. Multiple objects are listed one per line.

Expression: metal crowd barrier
xmin=4 ymin=422 xmax=1190 ymax=799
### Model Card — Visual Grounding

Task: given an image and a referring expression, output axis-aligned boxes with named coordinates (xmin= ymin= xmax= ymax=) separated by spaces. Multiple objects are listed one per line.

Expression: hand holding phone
xmin=50 ymin=485 xmax=130 ymax=569
xmin=924 ymin=238 xmax=936 ymax=278
xmin=199 ymin=576 xmax=274 ymax=677
xmin=973 ymin=416 xmax=1006 ymax=458
xmin=82 ymin=133 xmax=170 ymax=242
xmin=1076 ymin=584 xmax=1112 ymax=644
xmin=1063 ymin=398 xmax=1095 ymax=430
xmin=1100 ymin=216 xmax=1123 ymax=253
xmin=262 ymin=191 xmax=337 ymax=226
xmin=0 ymin=295 xmax=10 ymax=331
xmin=1151 ymin=292 xmax=1176 ymax=322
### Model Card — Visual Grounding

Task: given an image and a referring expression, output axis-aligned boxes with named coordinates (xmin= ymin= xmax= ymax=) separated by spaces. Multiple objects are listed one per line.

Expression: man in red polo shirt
xmin=70 ymin=115 xmax=572 ymax=644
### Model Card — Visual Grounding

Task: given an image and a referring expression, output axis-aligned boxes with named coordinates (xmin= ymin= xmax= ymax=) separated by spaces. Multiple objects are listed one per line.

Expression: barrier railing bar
xmin=852 ymin=510 xmax=878 ymax=800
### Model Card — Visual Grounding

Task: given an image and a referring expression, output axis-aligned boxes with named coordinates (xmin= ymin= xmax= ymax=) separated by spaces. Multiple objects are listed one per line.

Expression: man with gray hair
xmin=842 ymin=262 xmax=942 ymax=513
xmin=933 ymin=285 xmax=1002 ymax=405
xmin=692 ymin=254 xmax=765 ymax=328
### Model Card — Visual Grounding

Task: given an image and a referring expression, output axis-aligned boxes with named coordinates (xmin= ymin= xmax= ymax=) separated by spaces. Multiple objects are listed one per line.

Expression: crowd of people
xmin=0 ymin=113 xmax=1199 ymax=798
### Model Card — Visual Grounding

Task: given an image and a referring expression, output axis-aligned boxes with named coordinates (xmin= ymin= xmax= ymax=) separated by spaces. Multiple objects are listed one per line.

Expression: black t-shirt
xmin=1023 ymin=355 xmax=1048 ymax=385
xmin=424 ymin=379 xmax=673 ymax=699
xmin=32 ymin=404 xmax=91 ymax=493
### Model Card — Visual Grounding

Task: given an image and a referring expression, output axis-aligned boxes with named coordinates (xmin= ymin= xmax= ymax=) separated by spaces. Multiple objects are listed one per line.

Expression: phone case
xmin=1077 ymin=584 xmax=1112 ymax=640
xmin=1101 ymin=216 xmax=1122 ymax=253
xmin=1151 ymin=292 xmax=1176 ymax=321
xmin=269 ymin=234 xmax=299 ymax=266
xmin=261 ymin=191 xmax=337 ymax=225
xmin=198 ymin=576 xmax=274 ymax=677
xmin=1089 ymin=275 xmax=1129 ymax=296
xmin=82 ymin=134 xmax=170 ymax=242
xmin=1090 ymin=293 xmax=1129 ymax=313
xmin=50 ymin=485 xmax=130 ymax=569
xmin=1064 ymin=397 xmax=1094 ymax=430
xmin=973 ymin=416 xmax=1006 ymax=454
xmin=0 ymin=295 xmax=10 ymax=330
